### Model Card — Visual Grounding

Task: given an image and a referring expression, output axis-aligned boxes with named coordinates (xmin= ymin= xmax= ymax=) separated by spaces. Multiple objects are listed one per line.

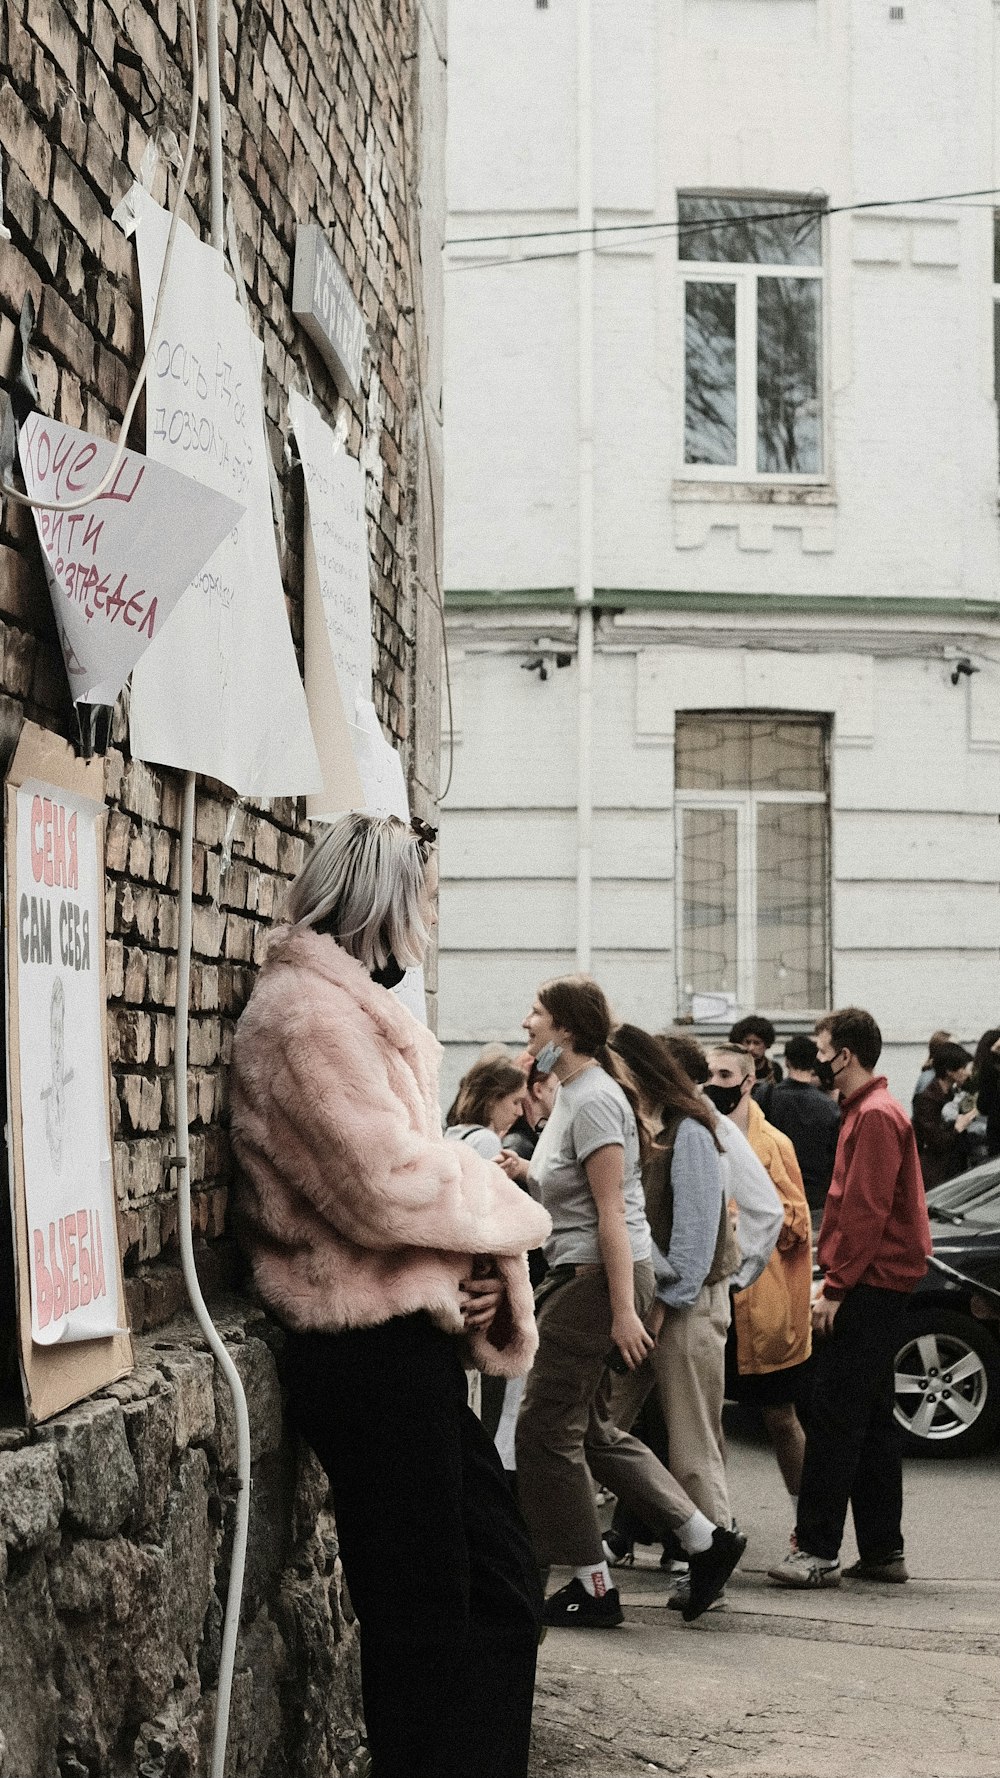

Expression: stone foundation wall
xmin=0 ymin=1308 xmax=366 ymax=1777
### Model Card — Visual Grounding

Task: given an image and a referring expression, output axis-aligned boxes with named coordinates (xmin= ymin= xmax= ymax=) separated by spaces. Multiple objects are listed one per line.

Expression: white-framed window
xmin=679 ymin=194 xmax=825 ymax=480
xmin=675 ymin=714 xmax=830 ymax=1017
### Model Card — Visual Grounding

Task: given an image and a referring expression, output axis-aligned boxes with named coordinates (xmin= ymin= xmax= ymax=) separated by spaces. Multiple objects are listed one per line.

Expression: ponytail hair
xmin=609 ymin=1023 xmax=723 ymax=1152
xmin=538 ymin=975 xmax=650 ymax=1154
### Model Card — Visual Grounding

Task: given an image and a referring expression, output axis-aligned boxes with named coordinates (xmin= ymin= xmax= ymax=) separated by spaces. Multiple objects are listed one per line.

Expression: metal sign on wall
xmin=292 ymin=226 xmax=367 ymax=396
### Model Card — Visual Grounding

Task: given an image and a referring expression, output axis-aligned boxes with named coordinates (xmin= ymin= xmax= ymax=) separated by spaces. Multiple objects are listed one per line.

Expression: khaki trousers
xmin=515 ymin=1263 xmax=699 ymax=1567
xmin=655 ymin=1281 xmax=732 ymax=1528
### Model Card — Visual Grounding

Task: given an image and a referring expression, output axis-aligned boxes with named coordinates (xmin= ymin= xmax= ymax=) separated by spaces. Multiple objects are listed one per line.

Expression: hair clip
xmin=410 ymin=815 xmax=438 ymax=848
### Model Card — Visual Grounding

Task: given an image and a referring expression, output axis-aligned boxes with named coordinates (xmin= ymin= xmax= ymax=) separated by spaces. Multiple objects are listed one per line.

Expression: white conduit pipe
xmin=575 ymin=0 xmax=595 ymax=974
xmin=173 ymin=5 xmax=252 ymax=1776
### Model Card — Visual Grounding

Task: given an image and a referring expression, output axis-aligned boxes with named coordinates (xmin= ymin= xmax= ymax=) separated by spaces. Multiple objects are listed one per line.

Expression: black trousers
xmin=284 ymin=1313 xmax=542 ymax=1778
xmin=796 ymin=1283 xmax=910 ymax=1563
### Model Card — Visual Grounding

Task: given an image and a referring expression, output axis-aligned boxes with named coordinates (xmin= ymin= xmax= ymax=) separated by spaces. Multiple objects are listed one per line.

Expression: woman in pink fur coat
xmin=230 ymin=811 xmax=551 ymax=1778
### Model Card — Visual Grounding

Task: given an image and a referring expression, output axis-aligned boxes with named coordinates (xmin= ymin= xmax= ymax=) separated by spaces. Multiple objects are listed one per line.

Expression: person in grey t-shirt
xmin=531 ymin=1064 xmax=650 ymax=1269
xmin=503 ymin=977 xmax=747 ymax=1630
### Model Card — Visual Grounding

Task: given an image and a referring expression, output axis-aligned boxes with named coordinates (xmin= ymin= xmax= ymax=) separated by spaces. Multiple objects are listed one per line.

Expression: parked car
xmin=894 ymin=1160 xmax=1000 ymax=1458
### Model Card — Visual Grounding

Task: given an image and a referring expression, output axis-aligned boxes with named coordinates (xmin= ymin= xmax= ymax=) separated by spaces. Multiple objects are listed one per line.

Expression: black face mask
xmin=815 ymin=1052 xmax=845 ymax=1092
xmin=371 ymin=954 xmax=406 ymax=990
xmin=704 ymin=1082 xmax=744 ymax=1115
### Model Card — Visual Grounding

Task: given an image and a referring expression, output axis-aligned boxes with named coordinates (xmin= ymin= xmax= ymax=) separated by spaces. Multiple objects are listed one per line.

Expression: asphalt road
xmin=529 ymin=1411 xmax=1000 ymax=1778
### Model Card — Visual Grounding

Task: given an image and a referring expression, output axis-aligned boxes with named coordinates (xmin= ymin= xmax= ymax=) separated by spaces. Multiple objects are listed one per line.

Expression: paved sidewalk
xmin=529 ymin=1422 xmax=1000 ymax=1777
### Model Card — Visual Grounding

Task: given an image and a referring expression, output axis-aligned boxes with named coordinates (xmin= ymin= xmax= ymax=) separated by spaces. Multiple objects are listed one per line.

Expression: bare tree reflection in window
xmin=757 ymin=277 xmax=821 ymax=474
xmin=678 ymin=195 xmax=822 ymax=267
xmin=685 ymin=282 xmax=737 ymax=466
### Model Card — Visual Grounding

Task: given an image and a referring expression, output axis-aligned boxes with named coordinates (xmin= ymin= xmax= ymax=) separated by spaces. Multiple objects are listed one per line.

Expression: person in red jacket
xmin=769 ymin=1006 xmax=931 ymax=1591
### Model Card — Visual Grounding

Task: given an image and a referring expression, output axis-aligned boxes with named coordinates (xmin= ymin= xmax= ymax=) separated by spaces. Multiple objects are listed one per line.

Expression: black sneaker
xmin=602 ymin=1530 xmax=634 ymax=1567
xmin=683 ymin=1528 xmax=747 ymax=1622
xmin=842 ymin=1553 xmax=908 ymax=1584
xmin=667 ymin=1576 xmax=725 ymax=1612
xmin=542 ymin=1577 xmax=624 ymax=1629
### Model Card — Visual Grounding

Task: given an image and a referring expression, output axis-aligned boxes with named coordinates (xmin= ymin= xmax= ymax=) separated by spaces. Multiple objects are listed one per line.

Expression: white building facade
xmin=438 ymin=0 xmax=1000 ymax=1103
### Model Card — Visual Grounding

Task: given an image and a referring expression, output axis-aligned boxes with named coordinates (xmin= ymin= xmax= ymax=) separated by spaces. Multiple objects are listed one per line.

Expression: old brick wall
xmin=0 ymin=0 xmax=445 ymax=1764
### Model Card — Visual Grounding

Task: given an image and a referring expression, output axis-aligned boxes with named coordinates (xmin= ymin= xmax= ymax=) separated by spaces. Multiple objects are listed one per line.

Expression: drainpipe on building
xmin=172 ymin=7 xmax=253 ymax=1776
xmin=576 ymin=0 xmax=594 ymax=974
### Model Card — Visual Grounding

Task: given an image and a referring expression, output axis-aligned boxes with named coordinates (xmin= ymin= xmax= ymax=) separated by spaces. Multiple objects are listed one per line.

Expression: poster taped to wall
xmin=288 ymin=397 xmax=426 ymax=1018
xmin=117 ymin=186 xmax=321 ymax=799
xmin=289 ymin=390 xmax=372 ymax=720
xmin=18 ymin=412 xmax=242 ymax=706
xmin=4 ymin=723 xmax=132 ymax=1422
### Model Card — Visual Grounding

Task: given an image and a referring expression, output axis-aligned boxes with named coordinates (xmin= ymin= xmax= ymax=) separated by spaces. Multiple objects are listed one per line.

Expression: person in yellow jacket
xmin=705 ymin=1044 xmax=813 ymax=1501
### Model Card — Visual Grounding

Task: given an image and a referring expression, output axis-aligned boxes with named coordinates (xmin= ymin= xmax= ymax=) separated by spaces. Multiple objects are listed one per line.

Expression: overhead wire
xmin=0 ymin=0 xmax=201 ymax=512
xmin=444 ymin=184 xmax=1000 ymax=273
xmin=446 ymin=184 xmax=1000 ymax=249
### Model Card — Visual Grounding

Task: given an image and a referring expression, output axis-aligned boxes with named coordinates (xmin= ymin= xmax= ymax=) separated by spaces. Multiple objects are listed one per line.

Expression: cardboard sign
xmin=18 ymin=413 xmax=241 ymax=706
xmin=118 ymin=187 xmax=322 ymax=799
xmin=5 ymin=724 xmax=132 ymax=1420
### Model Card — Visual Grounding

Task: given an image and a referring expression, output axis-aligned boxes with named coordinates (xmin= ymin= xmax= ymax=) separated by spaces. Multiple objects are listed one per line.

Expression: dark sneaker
xmin=602 ymin=1530 xmax=635 ymax=1567
xmin=667 ymin=1576 xmax=725 ymax=1612
xmin=683 ymin=1528 xmax=747 ymax=1622
xmin=542 ymin=1577 xmax=624 ymax=1629
xmin=843 ymin=1554 xmax=909 ymax=1584
xmin=767 ymin=1548 xmax=841 ymax=1589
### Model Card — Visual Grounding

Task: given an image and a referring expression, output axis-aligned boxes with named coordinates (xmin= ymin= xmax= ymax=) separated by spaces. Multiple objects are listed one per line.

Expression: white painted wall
xmin=439 ymin=0 xmax=1000 ymax=1109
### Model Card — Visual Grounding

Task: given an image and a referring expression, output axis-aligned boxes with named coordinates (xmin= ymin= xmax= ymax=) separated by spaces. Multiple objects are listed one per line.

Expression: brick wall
xmin=0 ymin=0 xmax=445 ymax=1764
xmin=0 ymin=0 xmax=443 ymax=1344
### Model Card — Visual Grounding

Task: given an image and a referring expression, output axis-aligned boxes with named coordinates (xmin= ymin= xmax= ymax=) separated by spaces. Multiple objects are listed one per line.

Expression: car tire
xmin=894 ymin=1307 xmax=1000 ymax=1459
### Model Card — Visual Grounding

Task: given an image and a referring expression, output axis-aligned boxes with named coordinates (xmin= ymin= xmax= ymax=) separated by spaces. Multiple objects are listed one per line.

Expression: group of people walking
xmin=227 ymin=811 xmax=933 ymax=1778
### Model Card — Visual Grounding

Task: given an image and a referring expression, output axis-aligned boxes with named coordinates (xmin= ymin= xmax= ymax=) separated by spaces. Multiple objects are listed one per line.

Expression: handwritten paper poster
xmin=287 ymin=395 xmax=425 ymax=1024
xmin=19 ymin=414 xmax=241 ymax=706
xmin=13 ymin=782 xmax=122 ymax=1343
xmin=351 ymin=697 xmax=409 ymax=819
xmin=118 ymin=186 xmax=321 ymax=798
xmin=289 ymin=390 xmax=373 ymax=719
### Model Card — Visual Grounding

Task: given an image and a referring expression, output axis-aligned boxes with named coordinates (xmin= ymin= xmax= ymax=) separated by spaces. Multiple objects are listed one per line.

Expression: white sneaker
xmin=768 ymin=1548 xmax=841 ymax=1589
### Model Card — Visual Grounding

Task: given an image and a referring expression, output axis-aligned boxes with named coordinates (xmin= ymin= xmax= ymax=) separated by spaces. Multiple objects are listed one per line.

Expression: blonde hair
xmin=707 ymin=1041 xmax=755 ymax=1081
xmin=286 ymin=811 xmax=433 ymax=971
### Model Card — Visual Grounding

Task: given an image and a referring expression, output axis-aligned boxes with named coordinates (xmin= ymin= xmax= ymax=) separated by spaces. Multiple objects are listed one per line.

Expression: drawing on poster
xmin=41 ymin=979 xmax=73 ymax=1169
xmin=18 ymin=413 xmax=242 ymax=706
xmin=15 ymin=782 xmax=122 ymax=1344
xmin=117 ymin=186 xmax=321 ymax=798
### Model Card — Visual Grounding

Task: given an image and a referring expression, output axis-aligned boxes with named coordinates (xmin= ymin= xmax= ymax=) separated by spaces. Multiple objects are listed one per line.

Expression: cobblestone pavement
xmin=529 ymin=1415 xmax=1000 ymax=1778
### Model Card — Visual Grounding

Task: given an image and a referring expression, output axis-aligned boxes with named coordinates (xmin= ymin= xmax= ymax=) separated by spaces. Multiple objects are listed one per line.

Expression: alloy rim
xmin=893 ymin=1332 xmax=988 ymax=1442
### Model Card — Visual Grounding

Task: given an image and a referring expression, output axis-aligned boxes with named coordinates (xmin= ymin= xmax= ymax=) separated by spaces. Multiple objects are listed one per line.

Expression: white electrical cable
xmin=174 ymin=775 xmax=252 ymax=1778
xmin=0 ymin=0 xmax=200 ymax=514
xmin=160 ymin=5 xmax=251 ymax=1777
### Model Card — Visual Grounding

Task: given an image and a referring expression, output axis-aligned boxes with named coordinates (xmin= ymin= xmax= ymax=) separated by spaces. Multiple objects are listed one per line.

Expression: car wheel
xmin=894 ymin=1308 xmax=1000 ymax=1458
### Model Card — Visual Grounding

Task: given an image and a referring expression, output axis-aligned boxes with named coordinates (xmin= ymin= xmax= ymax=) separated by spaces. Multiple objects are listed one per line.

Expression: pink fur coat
xmin=229 ymin=926 xmax=551 ymax=1377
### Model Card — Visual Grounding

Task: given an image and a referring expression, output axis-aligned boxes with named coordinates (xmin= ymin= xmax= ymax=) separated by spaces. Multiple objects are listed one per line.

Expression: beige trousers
xmin=515 ymin=1263 xmax=699 ymax=1567
xmin=655 ymin=1281 xmax=732 ymax=1528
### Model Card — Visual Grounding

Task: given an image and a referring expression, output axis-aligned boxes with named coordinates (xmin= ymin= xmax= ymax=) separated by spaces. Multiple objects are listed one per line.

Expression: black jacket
xmin=760 ymin=1078 xmax=840 ymax=1214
